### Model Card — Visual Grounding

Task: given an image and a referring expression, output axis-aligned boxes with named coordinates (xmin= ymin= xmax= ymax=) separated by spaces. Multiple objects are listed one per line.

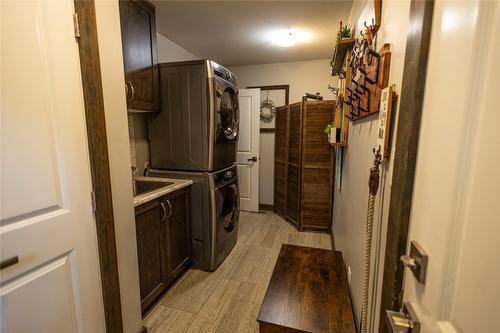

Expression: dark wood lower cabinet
xmin=134 ymin=187 xmax=191 ymax=314
xmin=163 ymin=189 xmax=191 ymax=281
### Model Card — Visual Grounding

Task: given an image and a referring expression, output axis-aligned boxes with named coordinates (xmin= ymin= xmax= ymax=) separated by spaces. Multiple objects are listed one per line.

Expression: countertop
xmin=133 ymin=176 xmax=193 ymax=207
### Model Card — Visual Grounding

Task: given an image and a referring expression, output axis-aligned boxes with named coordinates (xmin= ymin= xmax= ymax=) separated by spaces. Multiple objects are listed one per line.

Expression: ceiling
xmin=152 ymin=1 xmax=353 ymax=67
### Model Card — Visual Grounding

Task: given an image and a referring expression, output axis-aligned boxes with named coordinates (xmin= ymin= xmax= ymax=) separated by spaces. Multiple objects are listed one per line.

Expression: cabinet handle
xmin=126 ymin=81 xmax=134 ymax=101
xmin=166 ymin=200 xmax=172 ymax=219
xmin=1 ymin=256 xmax=19 ymax=270
xmin=160 ymin=202 xmax=167 ymax=222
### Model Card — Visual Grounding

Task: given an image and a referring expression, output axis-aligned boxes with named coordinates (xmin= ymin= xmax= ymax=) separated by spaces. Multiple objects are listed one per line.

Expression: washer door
xmin=216 ymin=84 xmax=239 ymax=142
xmin=217 ymin=181 xmax=240 ymax=234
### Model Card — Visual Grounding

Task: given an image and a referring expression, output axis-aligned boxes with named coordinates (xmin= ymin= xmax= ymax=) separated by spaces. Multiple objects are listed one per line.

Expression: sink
xmin=133 ymin=179 xmax=173 ymax=196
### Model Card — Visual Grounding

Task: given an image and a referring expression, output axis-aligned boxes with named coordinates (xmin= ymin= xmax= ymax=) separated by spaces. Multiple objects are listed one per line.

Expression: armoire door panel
xmin=287 ymin=102 xmax=302 ymax=165
xmin=274 ymin=100 xmax=334 ymax=233
xmin=274 ymin=160 xmax=286 ymax=218
xmin=285 ymin=164 xmax=300 ymax=226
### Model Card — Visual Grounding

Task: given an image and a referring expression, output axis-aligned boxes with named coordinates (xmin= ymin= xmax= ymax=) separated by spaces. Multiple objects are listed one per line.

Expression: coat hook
xmin=359 ymin=105 xmax=369 ymax=113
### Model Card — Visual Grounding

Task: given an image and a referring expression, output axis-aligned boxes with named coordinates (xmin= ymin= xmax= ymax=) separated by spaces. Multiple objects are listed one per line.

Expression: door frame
xmin=247 ymin=84 xmax=290 ymax=212
xmin=74 ymin=1 xmax=123 ymax=332
xmin=378 ymin=0 xmax=435 ymax=332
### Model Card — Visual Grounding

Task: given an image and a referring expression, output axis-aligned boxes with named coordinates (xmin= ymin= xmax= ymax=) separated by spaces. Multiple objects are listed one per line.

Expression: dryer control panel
xmin=214 ymin=165 xmax=238 ymax=187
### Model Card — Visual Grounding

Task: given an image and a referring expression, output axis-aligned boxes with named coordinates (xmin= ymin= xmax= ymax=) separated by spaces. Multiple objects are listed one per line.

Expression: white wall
xmin=156 ymin=32 xmax=199 ymax=63
xmin=94 ymin=2 xmax=143 ymax=333
xmin=331 ymin=0 xmax=412 ymax=331
xmin=230 ymin=59 xmax=337 ymax=206
xmin=230 ymin=59 xmax=336 ymax=103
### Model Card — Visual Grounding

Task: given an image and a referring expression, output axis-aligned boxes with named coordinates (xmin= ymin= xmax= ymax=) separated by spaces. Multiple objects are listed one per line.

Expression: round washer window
xmin=220 ymin=89 xmax=239 ymax=140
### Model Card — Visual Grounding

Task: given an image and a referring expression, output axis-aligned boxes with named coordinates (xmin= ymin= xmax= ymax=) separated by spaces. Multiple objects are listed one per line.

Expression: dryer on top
xmin=149 ymin=60 xmax=239 ymax=172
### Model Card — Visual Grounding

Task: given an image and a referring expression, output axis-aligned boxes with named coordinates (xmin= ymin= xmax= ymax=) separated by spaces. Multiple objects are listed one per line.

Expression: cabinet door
xmin=134 ymin=199 xmax=167 ymax=313
xmin=119 ymin=0 xmax=159 ymax=111
xmin=163 ymin=188 xmax=191 ymax=281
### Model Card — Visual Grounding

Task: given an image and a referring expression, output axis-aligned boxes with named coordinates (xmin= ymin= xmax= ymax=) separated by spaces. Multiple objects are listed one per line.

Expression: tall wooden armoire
xmin=274 ymin=100 xmax=335 ymax=232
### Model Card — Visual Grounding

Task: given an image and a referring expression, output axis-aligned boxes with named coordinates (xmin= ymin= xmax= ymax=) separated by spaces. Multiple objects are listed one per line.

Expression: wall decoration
xmin=345 ymin=43 xmax=391 ymax=120
xmin=377 ymin=84 xmax=396 ymax=159
xmin=260 ymin=91 xmax=276 ymax=122
xmin=247 ymin=85 xmax=290 ymax=132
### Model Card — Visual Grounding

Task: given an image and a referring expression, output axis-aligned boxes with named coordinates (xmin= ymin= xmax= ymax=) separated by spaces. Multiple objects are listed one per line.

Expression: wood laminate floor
xmin=144 ymin=211 xmax=332 ymax=333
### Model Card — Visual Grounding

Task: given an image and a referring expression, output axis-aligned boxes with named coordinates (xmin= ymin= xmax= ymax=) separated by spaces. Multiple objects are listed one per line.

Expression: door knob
xmin=247 ymin=157 xmax=258 ymax=162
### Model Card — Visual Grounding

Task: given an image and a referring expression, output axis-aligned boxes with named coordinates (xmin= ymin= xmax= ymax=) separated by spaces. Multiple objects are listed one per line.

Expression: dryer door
xmin=216 ymin=82 xmax=239 ymax=142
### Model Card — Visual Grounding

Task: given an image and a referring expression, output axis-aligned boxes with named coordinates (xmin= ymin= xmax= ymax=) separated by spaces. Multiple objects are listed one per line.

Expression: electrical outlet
xmin=347 ymin=266 xmax=352 ymax=286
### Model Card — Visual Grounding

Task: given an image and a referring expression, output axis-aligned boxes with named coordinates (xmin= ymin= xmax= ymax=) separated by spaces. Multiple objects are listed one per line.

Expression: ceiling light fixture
xmin=268 ymin=29 xmax=311 ymax=47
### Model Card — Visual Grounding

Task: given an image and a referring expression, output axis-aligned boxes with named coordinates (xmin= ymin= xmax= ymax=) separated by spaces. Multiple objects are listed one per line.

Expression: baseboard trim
xmin=330 ymin=232 xmax=336 ymax=251
xmin=259 ymin=204 xmax=274 ymax=212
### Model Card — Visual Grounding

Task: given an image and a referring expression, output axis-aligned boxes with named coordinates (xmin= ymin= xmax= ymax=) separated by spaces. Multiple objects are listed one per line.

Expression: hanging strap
xmin=360 ymin=148 xmax=382 ymax=333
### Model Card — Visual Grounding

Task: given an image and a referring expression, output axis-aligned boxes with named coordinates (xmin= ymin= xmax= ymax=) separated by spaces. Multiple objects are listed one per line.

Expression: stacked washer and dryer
xmin=149 ymin=60 xmax=240 ymax=271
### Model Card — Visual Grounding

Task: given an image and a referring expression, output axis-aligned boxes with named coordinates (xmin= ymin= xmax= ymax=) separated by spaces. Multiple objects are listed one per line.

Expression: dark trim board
xmin=74 ymin=1 xmax=124 ymax=332
xmin=259 ymin=204 xmax=274 ymax=212
xmin=247 ymin=84 xmax=290 ymax=106
xmin=260 ymin=128 xmax=276 ymax=133
xmin=379 ymin=0 xmax=434 ymax=332
xmin=330 ymin=233 xmax=336 ymax=251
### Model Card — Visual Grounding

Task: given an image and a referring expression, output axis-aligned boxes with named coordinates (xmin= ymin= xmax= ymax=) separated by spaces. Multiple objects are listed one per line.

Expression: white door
xmin=400 ymin=1 xmax=499 ymax=332
xmin=237 ymin=88 xmax=260 ymax=212
xmin=1 ymin=1 xmax=106 ymax=332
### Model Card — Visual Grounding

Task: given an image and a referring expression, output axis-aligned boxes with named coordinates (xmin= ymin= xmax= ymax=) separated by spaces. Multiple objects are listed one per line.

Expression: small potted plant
xmin=324 ymin=124 xmax=334 ymax=144
xmin=336 ymin=22 xmax=352 ymax=41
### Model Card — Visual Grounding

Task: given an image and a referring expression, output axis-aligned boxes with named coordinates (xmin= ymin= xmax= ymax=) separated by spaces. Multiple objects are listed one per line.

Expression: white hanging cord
xmin=360 ymin=147 xmax=382 ymax=333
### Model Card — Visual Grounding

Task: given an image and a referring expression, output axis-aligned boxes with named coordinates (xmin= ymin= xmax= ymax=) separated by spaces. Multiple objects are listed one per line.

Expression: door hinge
xmin=91 ymin=190 xmax=97 ymax=212
xmin=73 ymin=13 xmax=81 ymax=39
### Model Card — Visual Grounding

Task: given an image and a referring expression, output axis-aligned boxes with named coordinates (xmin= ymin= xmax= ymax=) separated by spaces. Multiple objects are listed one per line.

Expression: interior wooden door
xmin=300 ymin=101 xmax=334 ymax=231
xmin=274 ymin=105 xmax=289 ymax=218
xmin=285 ymin=102 xmax=303 ymax=227
xmin=0 ymin=1 xmax=105 ymax=331
xmin=237 ymin=88 xmax=261 ymax=212
xmin=396 ymin=1 xmax=499 ymax=332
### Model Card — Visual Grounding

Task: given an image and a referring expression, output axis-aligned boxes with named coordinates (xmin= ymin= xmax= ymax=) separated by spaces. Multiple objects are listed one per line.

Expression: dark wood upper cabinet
xmin=134 ymin=186 xmax=191 ymax=315
xmin=119 ymin=0 xmax=159 ymax=112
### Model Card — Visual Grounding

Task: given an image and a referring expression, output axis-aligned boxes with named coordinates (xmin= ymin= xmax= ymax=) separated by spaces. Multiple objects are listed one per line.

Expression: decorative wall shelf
xmin=330 ymin=38 xmax=355 ymax=77
xmin=330 ymin=142 xmax=348 ymax=147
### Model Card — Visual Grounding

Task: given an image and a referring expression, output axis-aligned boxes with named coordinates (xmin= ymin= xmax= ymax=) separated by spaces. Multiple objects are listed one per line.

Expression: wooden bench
xmin=257 ymin=244 xmax=356 ymax=333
